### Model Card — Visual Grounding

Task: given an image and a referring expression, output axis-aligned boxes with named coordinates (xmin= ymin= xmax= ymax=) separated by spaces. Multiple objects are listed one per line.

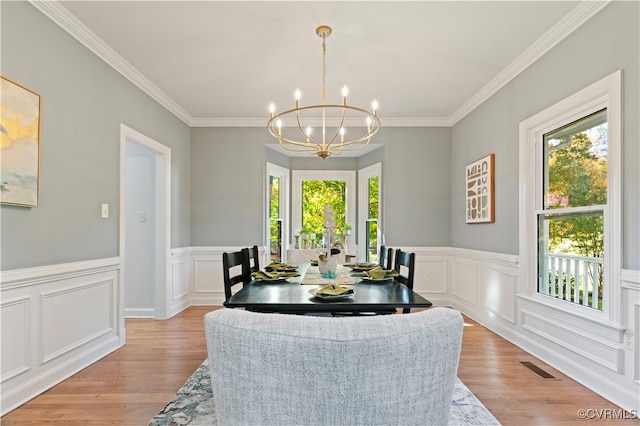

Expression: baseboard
xmin=124 ymin=308 xmax=155 ymax=318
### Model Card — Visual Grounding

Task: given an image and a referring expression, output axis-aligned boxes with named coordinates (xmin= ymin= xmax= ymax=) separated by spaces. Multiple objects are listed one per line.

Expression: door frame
xmin=119 ymin=124 xmax=171 ymax=321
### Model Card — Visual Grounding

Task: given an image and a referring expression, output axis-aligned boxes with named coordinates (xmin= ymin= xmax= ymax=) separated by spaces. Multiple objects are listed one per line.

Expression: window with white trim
xmin=291 ymin=170 xmax=356 ymax=250
xmin=266 ymin=163 xmax=289 ymax=263
xmin=358 ymin=163 xmax=382 ymax=263
xmin=519 ymin=71 xmax=621 ymax=324
xmin=539 ymin=109 xmax=607 ymax=310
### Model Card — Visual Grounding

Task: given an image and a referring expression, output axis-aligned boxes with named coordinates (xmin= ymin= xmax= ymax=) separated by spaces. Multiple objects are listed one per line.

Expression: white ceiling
xmin=39 ymin=1 xmax=604 ymax=127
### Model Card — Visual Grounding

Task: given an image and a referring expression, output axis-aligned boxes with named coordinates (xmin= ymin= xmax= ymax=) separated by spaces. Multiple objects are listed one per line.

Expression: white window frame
xmin=291 ymin=170 xmax=356 ymax=248
xmin=519 ymin=70 xmax=622 ymax=326
xmin=266 ymin=162 xmax=290 ymax=262
xmin=358 ymin=162 xmax=382 ymax=263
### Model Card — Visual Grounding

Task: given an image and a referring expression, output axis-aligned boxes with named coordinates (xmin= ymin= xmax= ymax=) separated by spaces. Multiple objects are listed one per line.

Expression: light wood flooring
xmin=2 ymin=306 xmax=638 ymax=425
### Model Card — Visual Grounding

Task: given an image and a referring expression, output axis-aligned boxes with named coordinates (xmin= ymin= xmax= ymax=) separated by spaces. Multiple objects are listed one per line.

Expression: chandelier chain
xmin=321 ymin=33 xmax=327 ymax=104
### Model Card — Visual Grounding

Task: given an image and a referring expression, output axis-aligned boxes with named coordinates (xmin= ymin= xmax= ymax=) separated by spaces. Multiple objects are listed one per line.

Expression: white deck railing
xmin=539 ymin=253 xmax=603 ymax=310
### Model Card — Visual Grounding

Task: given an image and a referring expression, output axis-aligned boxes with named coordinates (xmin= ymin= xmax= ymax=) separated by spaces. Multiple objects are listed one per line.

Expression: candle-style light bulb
xmin=366 ymin=116 xmax=372 ymax=130
xmin=269 ymin=103 xmax=275 ymax=118
xmin=340 ymin=127 xmax=345 ymax=142
xmin=372 ymin=100 xmax=378 ymax=113
xmin=342 ymin=86 xmax=349 ymax=97
xmin=295 ymin=90 xmax=301 ymax=108
xmin=305 ymin=126 xmax=312 ymax=143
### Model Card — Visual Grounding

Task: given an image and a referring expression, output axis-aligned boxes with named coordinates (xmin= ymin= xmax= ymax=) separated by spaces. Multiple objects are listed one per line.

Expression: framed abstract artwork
xmin=1 ymin=76 xmax=41 ymax=207
xmin=465 ymin=153 xmax=495 ymax=223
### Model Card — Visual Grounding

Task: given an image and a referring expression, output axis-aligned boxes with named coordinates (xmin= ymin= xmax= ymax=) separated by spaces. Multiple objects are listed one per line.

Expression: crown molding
xmin=29 ymin=0 xmax=192 ymax=125
xmin=190 ymin=116 xmax=452 ymax=128
xmin=449 ymin=0 xmax=611 ymax=125
xmin=31 ymin=0 xmax=609 ymax=129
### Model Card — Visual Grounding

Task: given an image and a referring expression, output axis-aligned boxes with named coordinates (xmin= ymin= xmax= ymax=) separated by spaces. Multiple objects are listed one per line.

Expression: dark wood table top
xmin=223 ymin=264 xmax=432 ymax=313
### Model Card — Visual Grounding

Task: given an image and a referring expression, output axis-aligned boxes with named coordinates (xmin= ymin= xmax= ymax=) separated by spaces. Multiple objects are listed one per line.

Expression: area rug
xmin=149 ymin=360 xmax=501 ymax=425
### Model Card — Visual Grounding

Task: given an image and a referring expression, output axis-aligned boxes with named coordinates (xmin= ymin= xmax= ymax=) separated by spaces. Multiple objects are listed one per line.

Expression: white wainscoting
xmin=181 ymin=246 xmax=268 ymax=307
xmin=4 ymin=248 xmax=638 ymax=416
xmin=449 ymin=247 xmax=519 ymax=325
xmin=168 ymin=247 xmax=191 ymax=318
xmin=440 ymin=246 xmax=639 ymax=414
xmin=0 ymin=258 xmax=122 ymax=416
xmin=388 ymin=247 xmax=452 ymax=307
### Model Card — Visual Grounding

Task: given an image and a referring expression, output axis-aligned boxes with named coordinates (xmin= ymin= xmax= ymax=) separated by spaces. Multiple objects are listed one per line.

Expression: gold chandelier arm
xmin=268 ymin=110 xmax=380 ymax=148
xmin=323 ymin=105 xmax=348 ymax=150
xmin=266 ymin=25 xmax=380 ymax=159
xmin=294 ymin=109 xmax=324 ymax=149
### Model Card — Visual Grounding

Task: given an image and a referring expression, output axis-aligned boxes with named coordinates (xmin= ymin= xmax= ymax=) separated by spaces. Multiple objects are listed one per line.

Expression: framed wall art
xmin=1 ymin=76 xmax=41 ymax=207
xmin=465 ymin=153 xmax=494 ymax=223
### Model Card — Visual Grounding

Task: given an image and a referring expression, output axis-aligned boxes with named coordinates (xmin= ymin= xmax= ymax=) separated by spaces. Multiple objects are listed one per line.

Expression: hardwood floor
xmin=2 ymin=306 xmax=638 ymax=425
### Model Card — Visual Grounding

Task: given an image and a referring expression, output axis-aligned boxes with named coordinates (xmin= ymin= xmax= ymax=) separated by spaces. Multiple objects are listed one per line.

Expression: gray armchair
xmin=204 ymin=307 xmax=463 ymax=425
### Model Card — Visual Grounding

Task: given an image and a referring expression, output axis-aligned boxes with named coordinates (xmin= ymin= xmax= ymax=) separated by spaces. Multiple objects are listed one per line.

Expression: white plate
xmin=255 ymin=277 xmax=288 ymax=283
xmin=360 ymin=277 xmax=393 ymax=283
xmin=309 ymin=288 xmax=354 ymax=300
xmin=267 ymin=266 xmax=298 ymax=272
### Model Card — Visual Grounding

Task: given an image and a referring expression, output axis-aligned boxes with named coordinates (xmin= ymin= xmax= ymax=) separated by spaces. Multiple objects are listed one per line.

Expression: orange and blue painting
xmin=1 ymin=77 xmax=40 ymax=207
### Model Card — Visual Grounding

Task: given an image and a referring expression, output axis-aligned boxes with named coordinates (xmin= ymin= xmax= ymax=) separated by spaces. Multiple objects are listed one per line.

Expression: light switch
xmin=139 ymin=211 xmax=147 ymax=222
xmin=101 ymin=203 xmax=109 ymax=218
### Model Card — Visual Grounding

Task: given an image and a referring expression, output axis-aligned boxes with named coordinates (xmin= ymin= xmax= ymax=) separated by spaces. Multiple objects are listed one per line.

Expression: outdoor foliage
xmin=547 ymin=131 xmax=607 ymax=257
xmin=302 ymin=180 xmax=346 ymax=240
xmin=544 ymin=119 xmax=607 ymax=301
xmin=367 ymin=176 xmax=379 ymax=260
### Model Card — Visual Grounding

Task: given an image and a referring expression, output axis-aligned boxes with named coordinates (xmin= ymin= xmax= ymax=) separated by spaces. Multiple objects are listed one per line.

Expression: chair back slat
xmin=243 ymin=245 xmax=260 ymax=274
xmin=393 ymin=249 xmax=416 ymax=314
xmin=222 ymin=250 xmax=250 ymax=301
xmin=379 ymin=245 xmax=393 ymax=270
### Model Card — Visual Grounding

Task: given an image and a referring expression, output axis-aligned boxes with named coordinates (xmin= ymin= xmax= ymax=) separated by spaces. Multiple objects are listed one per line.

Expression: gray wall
xmin=190 ymin=126 xmax=451 ymax=248
xmin=451 ymin=1 xmax=640 ymax=269
xmin=3 ymin=2 xmax=636 ymax=271
xmin=377 ymin=127 xmax=452 ymax=246
xmin=190 ymin=127 xmax=268 ymax=246
xmin=1 ymin=2 xmax=192 ymax=270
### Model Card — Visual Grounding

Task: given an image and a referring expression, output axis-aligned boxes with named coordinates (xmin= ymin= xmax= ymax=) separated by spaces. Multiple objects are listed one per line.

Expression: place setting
xmin=309 ymin=284 xmax=354 ymax=301
xmin=350 ymin=266 xmax=399 ymax=283
xmin=343 ymin=262 xmax=379 ymax=272
xmin=252 ymin=263 xmax=300 ymax=283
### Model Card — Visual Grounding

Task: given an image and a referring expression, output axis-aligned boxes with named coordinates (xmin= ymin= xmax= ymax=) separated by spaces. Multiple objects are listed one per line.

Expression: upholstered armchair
xmin=204 ymin=307 xmax=463 ymax=425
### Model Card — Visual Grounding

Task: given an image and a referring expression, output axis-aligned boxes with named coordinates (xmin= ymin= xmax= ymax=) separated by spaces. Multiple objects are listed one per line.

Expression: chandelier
xmin=267 ymin=25 xmax=380 ymax=159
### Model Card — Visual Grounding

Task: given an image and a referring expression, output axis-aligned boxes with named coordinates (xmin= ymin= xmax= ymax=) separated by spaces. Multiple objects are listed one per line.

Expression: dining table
xmin=223 ymin=263 xmax=433 ymax=314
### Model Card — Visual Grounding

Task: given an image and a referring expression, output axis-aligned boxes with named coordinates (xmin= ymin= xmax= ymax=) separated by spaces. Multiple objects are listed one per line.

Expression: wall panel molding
xmin=1 ymin=296 xmax=31 ymax=382
xmin=40 ymin=280 xmax=114 ymax=364
xmin=168 ymin=252 xmax=191 ymax=318
xmin=522 ymin=308 xmax=622 ymax=372
xmin=0 ymin=258 xmax=122 ymax=416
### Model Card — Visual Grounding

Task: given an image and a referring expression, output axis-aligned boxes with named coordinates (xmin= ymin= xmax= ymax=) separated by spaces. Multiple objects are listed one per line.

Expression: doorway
xmin=119 ymin=124 xmax=171 ymax=320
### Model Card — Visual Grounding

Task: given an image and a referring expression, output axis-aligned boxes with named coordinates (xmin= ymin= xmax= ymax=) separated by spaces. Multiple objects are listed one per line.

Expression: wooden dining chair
xmin=222 ymin=250 xmax=250 ymax=301
xmin=243 ymin=245 xmax=260 ymax=274
xmin=333 ymin=246 xmax=397 ymax=317
xmin=379 ymin=245 xmax=393 ymax=270
xmin=394 ymin=249 xmax=416 ymax=314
